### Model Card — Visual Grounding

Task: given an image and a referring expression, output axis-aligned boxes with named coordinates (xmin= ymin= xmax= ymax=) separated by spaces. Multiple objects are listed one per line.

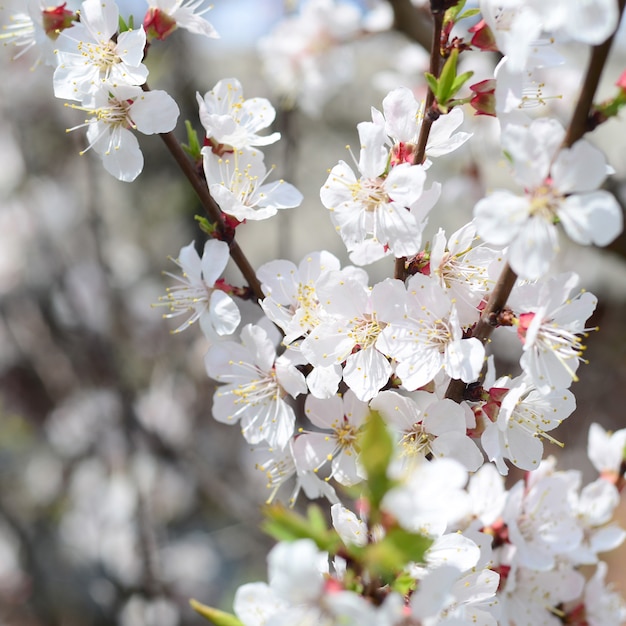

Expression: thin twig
xmin=155 ymin=130 xmax=264 ymax=301
xmin=394 ymin=2 xmax=445 ymax=281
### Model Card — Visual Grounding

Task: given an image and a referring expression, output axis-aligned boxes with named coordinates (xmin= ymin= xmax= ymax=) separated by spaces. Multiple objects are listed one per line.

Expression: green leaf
xmin=262 ymin=503 xmax=341 ymax=554
xmin=458 ymin=8 xmax=481 ymax=20
xmin=194 ymin=215 xmax=218 ymax=236
xmin=359 ymin=410 xmax=394 ymax=514
xmin=182 ymin=120 xmax=202 ymax=160
xmin=444 ymin=0 xmax=466 ymax=23
xmin=118 ymin=14 xmax=135 ymax=33
xmin=189 ymin=599 xmax=244 ymax=626
xmin=450 ymin=70 xmax=475 ymax=96
xmin=362 ymin=527 xmax=432 ymax=579
xmin=391 ymin=570 xmax=418 ymax=595
xmin=437 ymin=48 xmax=460 ymax=104
xmin=424 ymin=72 xmax=440 ymax=100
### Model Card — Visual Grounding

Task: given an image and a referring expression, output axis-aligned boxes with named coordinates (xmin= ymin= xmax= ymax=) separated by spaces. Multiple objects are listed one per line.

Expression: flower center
xmin=349 ymin=177 xmax=389 ymax=212
xmin=349 ymin=313 xmax=385 ymax=350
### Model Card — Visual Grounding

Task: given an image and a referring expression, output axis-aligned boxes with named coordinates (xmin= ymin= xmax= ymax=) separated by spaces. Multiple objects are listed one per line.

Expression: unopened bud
xmin=143 ymin=8 xmax=178 ymax=41
xmin=469 ymin=19 xmax=498 ymax=52
xmin=42 ymin=3 xmax=76 ymax=40
xmin=469 ymin=79 xmax=496 ymax=117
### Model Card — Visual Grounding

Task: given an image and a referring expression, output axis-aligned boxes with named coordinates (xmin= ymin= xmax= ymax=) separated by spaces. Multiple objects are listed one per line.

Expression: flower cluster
xmin=4 ymin=0 xmax=626 ymax=624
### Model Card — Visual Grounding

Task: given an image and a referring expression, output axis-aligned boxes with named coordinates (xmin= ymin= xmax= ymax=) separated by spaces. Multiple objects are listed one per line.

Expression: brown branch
xmin=394 ymin=2 xmax=445 ymax=281
xmin=155 ymin=130 xmax=264 ymax=301
xmin=563 ymin=0 xmax=626 ymax=148
xmin=386 ymin=0 xmax=432 ymax=50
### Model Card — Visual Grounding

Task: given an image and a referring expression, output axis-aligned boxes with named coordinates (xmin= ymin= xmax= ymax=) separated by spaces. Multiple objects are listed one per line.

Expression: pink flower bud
xmin=42 ymin=3 xmax=76 ymax=40
xmin=143 ymin=8 xmax=178 ymax=41
xmin=469 ymin=19 xmax=498 ymax=52
xmin=469 ymin=79 xmax=496 ymax=117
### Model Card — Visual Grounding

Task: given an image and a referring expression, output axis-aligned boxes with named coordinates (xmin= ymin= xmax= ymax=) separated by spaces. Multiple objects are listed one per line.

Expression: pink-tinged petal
xmin=474 ymin=191 xmax=529 ymax=246
xmin=508 ymin=216 xmax=558 ymax=280
xmin=552 ymin=140 xmax=609 ymax=194
xmin=558 ymin=191 xmax=623 ymax=247
xmin=131 ymin=90 xmax=179 ymax=134
xmin=343 ymin=347 xmax=392 ymax=401
xmin=208 ymin=291 xmax=240 ymax=336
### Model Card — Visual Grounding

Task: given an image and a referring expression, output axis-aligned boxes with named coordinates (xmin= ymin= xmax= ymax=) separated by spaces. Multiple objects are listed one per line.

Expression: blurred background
xmin=0 ymin=0 xmax=626 ymax=624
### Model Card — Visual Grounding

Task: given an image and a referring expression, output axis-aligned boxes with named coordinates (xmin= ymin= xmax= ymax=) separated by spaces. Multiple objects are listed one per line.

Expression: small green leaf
xmin=190 ymin=599 xmax=244 ymax=626
xmin=458 ymin=8 xmax=481 ymax=20
xmin=307 ymin=504 xmax=328 ymax=535
xmin=118 ymin=15 xmax=128 ymax=33
xmin=262 ymin=503 xmax=341 ymax=554
xmin=450 ymin=70 xmax=475 ymax=96
xmin=437 ymin=48 xmax=460 ymax=104
xmin=362 ymin=527 xmax=432 ymax=580
xmin=424 ymin=72 xmax=440 ymax=99
xmin=444 ymin=0 xmax=466 ymax=23
xmin=194 ymin=215 xmax=218 ymax=236
xmin=391 ymin=570 xmax=418 ymax=595
xmin=182 ymin=120 xmax=202 ymax=160
xmin=359 ymin=410 xmax=395 ymax=515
